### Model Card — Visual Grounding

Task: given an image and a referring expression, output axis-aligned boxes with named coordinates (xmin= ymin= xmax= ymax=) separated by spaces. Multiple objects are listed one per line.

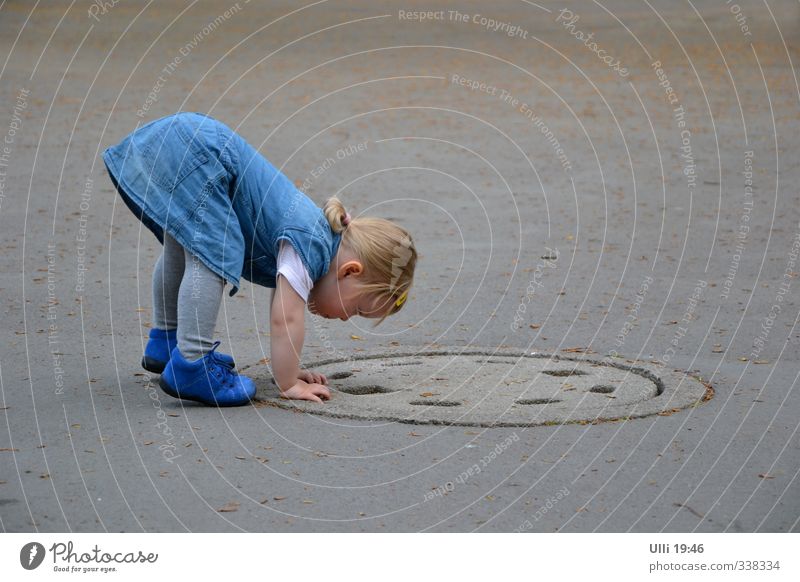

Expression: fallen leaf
xmin=673 ymin=502 xmax=704 ymax=518
xmin=350 ymin=334 xmax=363 ymax=340
xmin=503 ymin=378 xmax=526 ymax=385
xmin=235 ymin=455 xmax=247 ymax=460
xmin=273 ymin=496 xmax=287 ymax=501
xmin=753 ymin=360 xmax=769 ymax=364
xmin=218 ymin=501 xmax=240 ymax=513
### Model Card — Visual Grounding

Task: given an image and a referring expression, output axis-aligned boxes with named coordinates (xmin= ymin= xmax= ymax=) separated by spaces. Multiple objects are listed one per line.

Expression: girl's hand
xmin=280 ymin=379 xmax=331 ymax=403
xmin=298 ymin=369 xmax=328 ymax=386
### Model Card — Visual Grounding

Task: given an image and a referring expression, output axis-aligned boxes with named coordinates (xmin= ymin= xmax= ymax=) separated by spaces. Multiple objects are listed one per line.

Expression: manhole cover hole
xmin=250 ymin=348 xmax=711 ymax=427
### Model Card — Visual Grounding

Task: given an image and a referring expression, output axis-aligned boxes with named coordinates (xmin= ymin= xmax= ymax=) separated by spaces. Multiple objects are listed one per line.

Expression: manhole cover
xmin=250 ymin=348 xmax=711 ymax=427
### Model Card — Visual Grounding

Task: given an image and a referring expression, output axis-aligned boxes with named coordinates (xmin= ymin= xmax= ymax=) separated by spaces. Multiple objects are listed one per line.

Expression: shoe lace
xmin=207 ymin=341 xmax=237 ymax=386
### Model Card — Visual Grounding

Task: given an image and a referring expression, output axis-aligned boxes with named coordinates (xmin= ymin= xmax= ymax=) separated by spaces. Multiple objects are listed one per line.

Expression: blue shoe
xmin=141 ymin=328 xmax=178 ymax=373
xmin=159 ymin=342 xmax=255 ymax=406
xmin=141 ymin=328 xmax=235 ymax=373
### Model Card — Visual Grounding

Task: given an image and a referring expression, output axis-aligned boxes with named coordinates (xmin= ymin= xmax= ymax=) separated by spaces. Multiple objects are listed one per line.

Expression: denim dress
xmin=102 ymin=112 xmax=342 ymax=298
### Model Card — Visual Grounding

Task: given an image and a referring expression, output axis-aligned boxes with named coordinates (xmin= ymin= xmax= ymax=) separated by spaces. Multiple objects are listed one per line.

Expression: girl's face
xmin=307 ymin=253 xmax=390 ymax=321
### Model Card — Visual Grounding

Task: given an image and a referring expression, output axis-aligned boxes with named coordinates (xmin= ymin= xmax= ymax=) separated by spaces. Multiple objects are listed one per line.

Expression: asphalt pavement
xmin=1 ymin=0 xmax=798 ymax=532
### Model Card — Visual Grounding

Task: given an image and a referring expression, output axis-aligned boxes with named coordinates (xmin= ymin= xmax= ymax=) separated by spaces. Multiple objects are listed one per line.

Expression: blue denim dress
xmin=102 ymin=112 xmax=342 ymax=298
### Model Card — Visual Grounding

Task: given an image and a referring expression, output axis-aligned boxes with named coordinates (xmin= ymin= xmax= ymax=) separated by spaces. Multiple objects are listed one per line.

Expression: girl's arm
xmin=270 ymin=274 xmax=330 ymax=402
xmin=270 ymin=274 xmax=305 ymax=391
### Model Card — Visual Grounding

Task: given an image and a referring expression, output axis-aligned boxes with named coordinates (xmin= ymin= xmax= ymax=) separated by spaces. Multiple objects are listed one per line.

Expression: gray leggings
xmin=152 ymin=233 xmax=224 ymax=361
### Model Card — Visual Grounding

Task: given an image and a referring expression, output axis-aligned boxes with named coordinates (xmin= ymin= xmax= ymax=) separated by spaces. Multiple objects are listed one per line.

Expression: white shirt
xmin=276 ymin=239 xmax=313 ymax=302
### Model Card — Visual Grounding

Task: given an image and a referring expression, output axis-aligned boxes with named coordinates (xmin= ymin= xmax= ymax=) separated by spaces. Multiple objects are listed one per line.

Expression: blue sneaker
xmin=142 ymin=328 xmax=235 ymax=374
xmin=159 ymin=342 xmax=255 ymax=406
xmin=141 ymin=328 xmax=178 ymax=373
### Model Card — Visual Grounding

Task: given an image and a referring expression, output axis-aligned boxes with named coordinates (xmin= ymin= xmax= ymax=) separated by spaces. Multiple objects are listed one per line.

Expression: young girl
xmin=102 ymin=112 xmax=416 ymax=407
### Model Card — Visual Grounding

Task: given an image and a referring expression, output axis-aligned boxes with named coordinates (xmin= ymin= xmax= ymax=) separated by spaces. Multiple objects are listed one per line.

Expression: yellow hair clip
xmin=395 ymin=289 xmax=408 ymax=307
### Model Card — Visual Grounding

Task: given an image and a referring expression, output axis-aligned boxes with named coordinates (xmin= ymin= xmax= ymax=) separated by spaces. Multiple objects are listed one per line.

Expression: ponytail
xmin=322 ymin=196 xmax=349 ymax=234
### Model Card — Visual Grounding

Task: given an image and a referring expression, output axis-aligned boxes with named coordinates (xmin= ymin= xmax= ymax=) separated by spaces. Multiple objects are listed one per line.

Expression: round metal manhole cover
xmin=250 ymin=349 xmax=711 ymax=427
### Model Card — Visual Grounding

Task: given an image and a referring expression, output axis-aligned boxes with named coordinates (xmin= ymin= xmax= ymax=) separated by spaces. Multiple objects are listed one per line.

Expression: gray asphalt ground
xmin=1 ymin=0 xmax=799 ymax=532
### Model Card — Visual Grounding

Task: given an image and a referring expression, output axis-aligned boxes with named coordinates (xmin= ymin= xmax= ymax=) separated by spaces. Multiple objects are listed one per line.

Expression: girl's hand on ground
xmin=280 ymin=379 xmax=331 ymax=403
xmin=298 ymin=369 xmax=328 ymax=386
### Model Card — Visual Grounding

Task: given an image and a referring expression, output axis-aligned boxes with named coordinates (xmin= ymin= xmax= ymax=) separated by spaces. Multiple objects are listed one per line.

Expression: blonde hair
xmin=322 ymin=196 xmax=417 ymax=327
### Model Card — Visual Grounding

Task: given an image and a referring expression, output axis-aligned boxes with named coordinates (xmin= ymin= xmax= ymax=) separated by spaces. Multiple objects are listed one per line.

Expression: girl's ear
xmin=339 ymin=259 xmax=364 ymax=278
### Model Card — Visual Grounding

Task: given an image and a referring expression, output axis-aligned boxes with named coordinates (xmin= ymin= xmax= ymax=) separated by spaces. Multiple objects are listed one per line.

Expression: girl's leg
xmin=152 ymin=232 xmax=185 ymax=330
xmin=177 ymin=248 xmax=224 ymax=361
